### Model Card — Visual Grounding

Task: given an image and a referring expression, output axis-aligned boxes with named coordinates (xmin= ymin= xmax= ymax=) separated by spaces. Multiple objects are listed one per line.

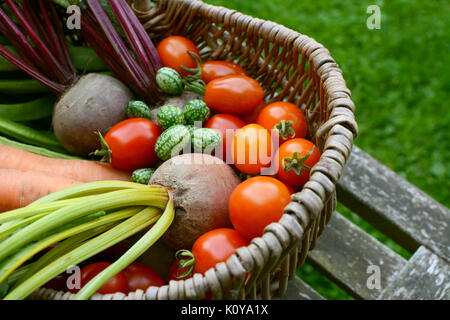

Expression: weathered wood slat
xmin=277 ymin=276 xmax=325 ymax=300
xmin=378 ymin=246 xmax=450 ymax=300
xmin=337 ymin=146 xmax=450 ymax=262
xmin=306 ymin=211 xmax=407 ymax=299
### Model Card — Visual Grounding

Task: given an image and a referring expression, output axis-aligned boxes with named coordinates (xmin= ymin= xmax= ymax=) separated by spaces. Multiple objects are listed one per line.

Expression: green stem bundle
xmin=0 ymin=181 xmax=175 ymax=300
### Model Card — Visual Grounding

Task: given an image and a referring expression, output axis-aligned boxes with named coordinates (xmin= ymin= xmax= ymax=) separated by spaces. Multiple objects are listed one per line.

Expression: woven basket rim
xmin=32 ymin=0 xmax=358 ymax=301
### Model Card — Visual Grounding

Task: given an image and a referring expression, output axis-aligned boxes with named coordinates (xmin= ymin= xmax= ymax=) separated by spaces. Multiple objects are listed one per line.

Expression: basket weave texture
xmin=31 ymin=0 xmax=358 ymax=300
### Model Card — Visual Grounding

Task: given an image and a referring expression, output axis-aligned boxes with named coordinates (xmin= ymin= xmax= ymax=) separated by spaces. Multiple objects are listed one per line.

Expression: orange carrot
xmin=0 ymin=144 xmax=131 ymax=183
xmin=0 ymin=169 xmax=82 ymax=212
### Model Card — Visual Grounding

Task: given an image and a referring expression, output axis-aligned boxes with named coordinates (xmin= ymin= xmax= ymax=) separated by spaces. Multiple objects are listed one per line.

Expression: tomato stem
xmin=174 ymin=249 xmax=195 ymax=279
xmin=274 ymin=120 xmax=295 ymax=140
xmin=281 ymin=146 xmax=315 ymax=175
xmin=180 ymin=51 xmax=203 ymax=78
xmin=180 ymin=51 xmax=206 ymax=96
xmin=92 ymin=131 xmax=112 ymax=163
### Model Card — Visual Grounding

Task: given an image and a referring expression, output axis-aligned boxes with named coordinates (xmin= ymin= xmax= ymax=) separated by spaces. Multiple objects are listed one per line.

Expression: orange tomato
xmin=204 ymin=75 xmax=264 ymax=115
xmin=275 ymin=138 xmax=320 ymax=187
xmin=156 ymin=36 xmax=200 ymax=76
xmin=229 ymin=176 xmax=292 ymax=240
xmin=231 ymin=124 xmax=273 ymax=175
xmin=192 ymin=228 xmax=250 ymax=274
xmin=201 ymin=61 xmax=248 ymax=83
xmin=256 ymin=101 xmax=308 ymax=147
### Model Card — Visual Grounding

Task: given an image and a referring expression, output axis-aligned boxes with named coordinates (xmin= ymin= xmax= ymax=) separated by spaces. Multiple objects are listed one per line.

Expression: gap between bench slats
xmin=305 ymin=211 xmax=406 ymax=300
xmin=337 ymin=145 xmax=450 ymax=262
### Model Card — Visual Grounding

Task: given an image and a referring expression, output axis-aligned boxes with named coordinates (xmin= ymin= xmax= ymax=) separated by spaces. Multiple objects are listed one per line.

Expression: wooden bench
xmin=279 ymin=145 xmax=450 ymax=300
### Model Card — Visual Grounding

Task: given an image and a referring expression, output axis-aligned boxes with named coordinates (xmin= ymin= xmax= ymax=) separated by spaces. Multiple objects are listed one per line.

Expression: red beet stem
xmin=5 ymin=0 xmax=71 ymax=84
xmin=108 ymin=0 xmax=155 ymax=78
xmin=83 ymin=0 xmax=161 ymax=103
xmin=0 ymin=0 xmax=78 ymax=94
xmin=0 ymin=44 xmax=67 ymax=94
xmin=80 ymin=9 xmax=151 ymax=99
xmin=116 ymin=0 xmax=162 ymax=71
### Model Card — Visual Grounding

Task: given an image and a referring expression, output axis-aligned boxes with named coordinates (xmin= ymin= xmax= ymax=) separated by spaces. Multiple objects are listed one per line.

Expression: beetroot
xmin=149 ymin=153 xmax=240 ymax=250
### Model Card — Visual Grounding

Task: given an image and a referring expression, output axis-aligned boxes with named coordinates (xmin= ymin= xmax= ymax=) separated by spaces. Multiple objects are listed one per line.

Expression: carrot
xmin=0 ymin=169 xmax=82 ymax=212
xmin=0 ymin=144 xmax=131 ymax=183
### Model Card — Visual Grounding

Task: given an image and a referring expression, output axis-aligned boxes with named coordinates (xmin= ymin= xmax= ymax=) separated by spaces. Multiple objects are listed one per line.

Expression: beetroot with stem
xmin=0 ymin=0 xmax=163 ymax=156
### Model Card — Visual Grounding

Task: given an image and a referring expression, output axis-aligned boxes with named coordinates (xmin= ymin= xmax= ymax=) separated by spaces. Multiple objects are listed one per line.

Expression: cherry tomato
xmin=156 ymin=36 xmax=200 ymax=76
xmin=241 ymin=100 xmax=267 ymax=124
xmin=73 ymin=262 xmax=129 ymax=294
xmin=275 ymin=138 xmax=320 ymax=187
xmin=201 ymin=61 xmax=248 ymax=84
xmin=231 ymin=124 xmax=273 ymax=175
xmin=123 ymin=262 xmax=165 ymax=292
xmin=256 ymin=101 xmax=308 ymax=147
xmin=205 ymin=113 xmax=246 ymax=164
xmin=204 ymin=75 xmax=264 ymax=115
xmin=192 ymin=228 xmax=250 ymax=275
xmin=229 ymin=176 xmax=291 ymax=240
xmin=103 ymin=118 xmax=162 ymax=171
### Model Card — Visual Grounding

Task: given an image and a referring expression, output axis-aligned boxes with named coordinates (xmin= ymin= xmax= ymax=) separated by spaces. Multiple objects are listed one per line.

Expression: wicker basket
xmin=30 ymin=0 xmax=358 ymax=300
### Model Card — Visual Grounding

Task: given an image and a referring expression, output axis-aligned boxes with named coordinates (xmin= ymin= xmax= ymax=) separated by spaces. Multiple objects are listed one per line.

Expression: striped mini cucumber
xmin=183 ymin=99 xmax=211 ymax=125
xmin=126 ymin=100 xmax=151 ymax=119
xmin=131 ymin=168 xmax=156 ymax=184
xmin=155 ymin=124 xmax=191 ymax=160
xmin=156 ymin=67 xmax=183 ymax=96
xmin=157 ymin=105 xmax=185 ymax=130
xmin=192 ymin=128 xmax=222 ymax=153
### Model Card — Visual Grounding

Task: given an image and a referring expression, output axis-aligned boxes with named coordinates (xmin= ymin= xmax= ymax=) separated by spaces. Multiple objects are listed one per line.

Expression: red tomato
xmin=201 ymin=61 xmax=248 ymax=84
xmin=275 ymin=138 xmax=320 ymax=187
xmin=256 ymin=101 xmax=308 ymax=147
xmin=123 ymin=262 xmax=165 ymax=292
xmin=156 ymin=36 xmax=200 ymax=76
xmin=229 ymin=176 xmax=291 ymax=240
xmin=204 ymin=75 xmax=264 ymax=115
xmin=204 ymin=113 xmax=246 ymax=164
xmin=231 ymin=124 xmax=273 ymax=175
xmin=73 ymin=262 xmax=129 ymax=294
xmin=103 ymin=118 xmax=162 ymax=171
xmin=241 ymin=100 xmax=267 ymax=124
xmin=192 ymin=228 xmax=250 ymax=275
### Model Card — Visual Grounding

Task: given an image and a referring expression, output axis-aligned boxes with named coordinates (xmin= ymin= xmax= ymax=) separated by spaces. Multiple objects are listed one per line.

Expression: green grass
xmin=204 ymin=0 xmax=450 ymax=299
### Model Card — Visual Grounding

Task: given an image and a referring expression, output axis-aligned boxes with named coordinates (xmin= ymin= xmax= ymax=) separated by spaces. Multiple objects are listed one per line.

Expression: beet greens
xmin=0 ymin=0 xmax=163 ymax=105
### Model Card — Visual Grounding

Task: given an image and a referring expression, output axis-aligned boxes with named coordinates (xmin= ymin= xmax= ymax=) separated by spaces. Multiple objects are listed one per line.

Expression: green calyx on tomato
xmin=274 ymin=120 xmax=296 ymax=140
xmin=281 ymin=146 xmax=315 ymax=175
xmin=172 ymin=249 xmax=196 ymax=279
xmin=180 ymin=51 xmax=203 ymax=80
xmin=92 ymin=130 xmax=112 ymax=164
xmin=181 ymin=52 xmax=207 ymax=96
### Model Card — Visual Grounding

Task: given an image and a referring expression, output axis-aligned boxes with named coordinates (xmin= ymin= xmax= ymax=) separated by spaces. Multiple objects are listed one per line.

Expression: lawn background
xmin=203 ymin=0 xmax=450 ymax=299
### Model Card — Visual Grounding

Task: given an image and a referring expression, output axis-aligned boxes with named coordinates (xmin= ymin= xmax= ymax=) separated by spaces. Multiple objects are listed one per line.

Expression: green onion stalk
xmin=0 ymin=180 xmax=175 ymax=300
